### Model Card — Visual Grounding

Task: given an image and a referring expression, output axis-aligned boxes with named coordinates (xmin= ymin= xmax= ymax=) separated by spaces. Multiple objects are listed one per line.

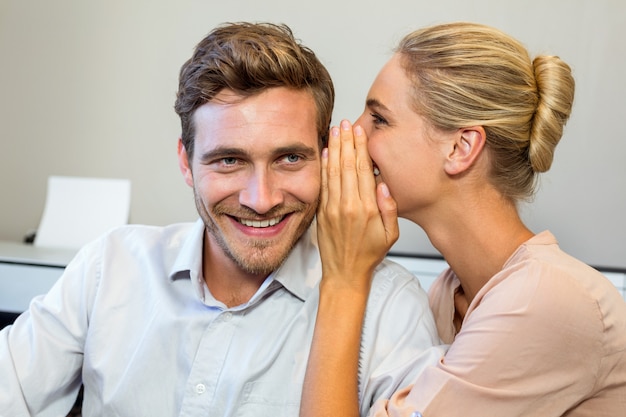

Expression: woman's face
xmin=355 ymin=54 xmax=452 ymax=220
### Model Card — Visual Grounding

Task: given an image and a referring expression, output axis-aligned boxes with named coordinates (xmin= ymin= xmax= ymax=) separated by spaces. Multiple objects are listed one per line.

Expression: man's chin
xmin=226 ymin=221 xmax=310 ymax=275
xmin=206 ymin=207 xmax=316 ymax=275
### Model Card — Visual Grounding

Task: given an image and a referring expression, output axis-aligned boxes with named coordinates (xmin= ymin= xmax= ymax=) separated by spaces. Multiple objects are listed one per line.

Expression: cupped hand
xmin=317 ymin=120 xmax=399 ymax=291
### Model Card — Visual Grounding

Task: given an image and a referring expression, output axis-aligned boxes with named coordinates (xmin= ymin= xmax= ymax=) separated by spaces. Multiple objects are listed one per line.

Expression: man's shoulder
xmin=367 ymin=257 xmax=428 ymax=308
xmin=86 ymin=222 xmax=198 ymax=256
xmin=104 ymin=222 xmax=196 ymax=241
xmin=372 ymin=257 xmax=420 ymax=286
xmin=70 ymin=221 xmax=200 ymax=281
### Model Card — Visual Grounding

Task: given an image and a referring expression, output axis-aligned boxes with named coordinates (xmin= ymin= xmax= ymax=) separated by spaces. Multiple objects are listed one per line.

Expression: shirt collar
xmin=169 ymin=218 xmax=321 ymax=303
xmin=269 ymin=219 xmax=321 ymax=301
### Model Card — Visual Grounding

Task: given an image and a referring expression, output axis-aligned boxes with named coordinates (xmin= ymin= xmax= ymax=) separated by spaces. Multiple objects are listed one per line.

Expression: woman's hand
xmin=317 ymin=119 xmax=399 ymax=291
xmin=301 ymin=120 xmax=400 ymax=417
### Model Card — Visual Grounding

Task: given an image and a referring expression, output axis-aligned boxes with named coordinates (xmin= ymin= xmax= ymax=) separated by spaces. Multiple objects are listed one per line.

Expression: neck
xmin=202 ymin=234 xmax=269 ymax=308
xmin=414 ymin=190 xmax=533 ymax=306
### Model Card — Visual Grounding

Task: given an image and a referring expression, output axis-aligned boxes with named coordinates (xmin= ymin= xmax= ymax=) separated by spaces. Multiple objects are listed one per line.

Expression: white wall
xmin=1 ymin=0 xmax=624 ymax=269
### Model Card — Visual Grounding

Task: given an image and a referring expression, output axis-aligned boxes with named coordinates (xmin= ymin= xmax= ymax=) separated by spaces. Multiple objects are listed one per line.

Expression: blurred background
xmin=1 ymin=0 xmax=624 ymax=269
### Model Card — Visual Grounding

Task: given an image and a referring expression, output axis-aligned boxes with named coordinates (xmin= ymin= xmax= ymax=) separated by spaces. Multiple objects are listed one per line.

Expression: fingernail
xmin=331 ymin=127 xmax=339 ymax=137
xmin=380 ymin=183 xmax=390 ymax=197
xmin=341 ymin=120 xmax=351 ymax=130
xmin=354 ymin=125 xmax=363 ymax=136
xmin=322 ymin=147 xmax=328 ymax=159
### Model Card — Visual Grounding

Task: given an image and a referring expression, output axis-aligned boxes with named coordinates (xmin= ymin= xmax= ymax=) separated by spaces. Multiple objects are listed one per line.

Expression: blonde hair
xmin=397 ymin=22 xmax=575 ymax=202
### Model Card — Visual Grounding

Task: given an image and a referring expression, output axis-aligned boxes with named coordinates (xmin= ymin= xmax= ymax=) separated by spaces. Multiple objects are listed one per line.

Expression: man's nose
xmin=238 ymin=169 xmax=284 ymax=214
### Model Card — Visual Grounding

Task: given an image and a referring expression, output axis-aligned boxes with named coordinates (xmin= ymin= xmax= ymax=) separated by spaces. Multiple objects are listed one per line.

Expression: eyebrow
xmin=199 ymin=146 xmax=247 ymax=163
xmin=366 ymin=98 xmax=390 ymax=112
xmin=275 ymin=144 xmax=319 ymax=158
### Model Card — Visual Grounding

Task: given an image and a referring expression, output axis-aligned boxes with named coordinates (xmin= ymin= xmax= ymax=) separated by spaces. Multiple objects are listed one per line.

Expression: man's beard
xmin=196 ymin=194 xmax=317 ymax=276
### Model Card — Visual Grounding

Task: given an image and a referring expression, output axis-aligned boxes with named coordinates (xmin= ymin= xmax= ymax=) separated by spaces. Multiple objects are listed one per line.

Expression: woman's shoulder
xmin=481 ymin=233 xmax=626 ymax=350
xmin=502 ymin=230 xmax=615 ymax=304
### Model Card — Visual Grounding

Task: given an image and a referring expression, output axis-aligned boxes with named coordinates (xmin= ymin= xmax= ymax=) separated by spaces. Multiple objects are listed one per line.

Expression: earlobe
xmin=444 ymin=126 xmax=486 ymax=175
xmin=177 ymin=139 xmax=194 ymax=187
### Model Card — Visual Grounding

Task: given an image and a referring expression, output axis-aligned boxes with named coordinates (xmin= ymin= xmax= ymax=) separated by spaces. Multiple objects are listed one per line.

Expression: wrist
xmin=319 ymin=272 xmax=373 ymax=297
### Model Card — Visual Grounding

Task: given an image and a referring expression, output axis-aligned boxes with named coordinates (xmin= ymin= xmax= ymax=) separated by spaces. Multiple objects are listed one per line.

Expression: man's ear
xmin=444 ymin=126 xmax=486 ymax=176
xmin=177 ymin=138 xmax=194 ymax=187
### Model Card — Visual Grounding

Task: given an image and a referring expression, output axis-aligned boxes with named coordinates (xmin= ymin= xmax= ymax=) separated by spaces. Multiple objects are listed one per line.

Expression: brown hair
xmin=397 ymin=22 xmax=575 ymax=202
xmin=174 ymin=22 xmax=334 ymax=159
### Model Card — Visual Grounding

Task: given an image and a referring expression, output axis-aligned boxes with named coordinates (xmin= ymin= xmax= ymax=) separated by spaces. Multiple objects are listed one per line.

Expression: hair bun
xmin=528 ymin=56 xmax=575 ymax=173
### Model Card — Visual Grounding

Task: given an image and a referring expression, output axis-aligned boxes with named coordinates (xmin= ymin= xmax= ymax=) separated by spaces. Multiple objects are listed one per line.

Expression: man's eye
xmin=284 ymin=154 xmax=301 ymax=163
xmin=222 ymin=157 xmax=238 ymax=165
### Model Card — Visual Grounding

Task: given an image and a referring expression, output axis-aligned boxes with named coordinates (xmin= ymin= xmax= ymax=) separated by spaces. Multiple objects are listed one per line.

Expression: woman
xmin=301 ymin=22 xmax=626 ymax=416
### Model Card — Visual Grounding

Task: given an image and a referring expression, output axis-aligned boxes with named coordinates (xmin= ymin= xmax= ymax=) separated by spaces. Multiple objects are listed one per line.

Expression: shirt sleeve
xmin=0 ymin=242 xmax=99 ymax=416
xmin=369 ymin=259 xmax=604 ymax=417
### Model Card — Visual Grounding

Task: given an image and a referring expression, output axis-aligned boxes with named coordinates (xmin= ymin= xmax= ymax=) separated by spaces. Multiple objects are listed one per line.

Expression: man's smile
xmin=237 ymin=215 xmax=285 ymax=228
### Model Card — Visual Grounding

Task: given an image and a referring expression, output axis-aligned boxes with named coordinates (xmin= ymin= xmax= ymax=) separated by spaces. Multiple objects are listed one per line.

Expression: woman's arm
xmin=300 ymin=120 xmax=398 ymax=417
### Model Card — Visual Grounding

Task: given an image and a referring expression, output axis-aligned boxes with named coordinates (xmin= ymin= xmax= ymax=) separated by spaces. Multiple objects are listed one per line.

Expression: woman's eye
xmin=371 ymin=113 xmax=388 ymax=126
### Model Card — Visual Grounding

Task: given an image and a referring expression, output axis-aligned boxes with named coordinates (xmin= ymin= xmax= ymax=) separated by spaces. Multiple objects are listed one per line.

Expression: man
xmin=0 ymin=22 xmax=442 ymax=416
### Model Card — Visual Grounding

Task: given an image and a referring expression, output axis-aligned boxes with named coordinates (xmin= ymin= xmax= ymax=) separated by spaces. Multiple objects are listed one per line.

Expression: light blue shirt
xmin=0 ymin=219 xmax=443 ymax=417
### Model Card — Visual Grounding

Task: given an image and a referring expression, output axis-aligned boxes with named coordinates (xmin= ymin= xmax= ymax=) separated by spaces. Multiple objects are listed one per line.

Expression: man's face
xmin=178 ymin=87 xmax=321 ymax=276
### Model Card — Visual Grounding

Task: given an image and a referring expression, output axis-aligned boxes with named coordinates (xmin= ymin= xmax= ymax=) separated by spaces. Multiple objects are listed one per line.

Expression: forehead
xmin=193 ymin=87 xmax=319 ymax=154
xmin=367 ymin=54 xmax=413 ymax=109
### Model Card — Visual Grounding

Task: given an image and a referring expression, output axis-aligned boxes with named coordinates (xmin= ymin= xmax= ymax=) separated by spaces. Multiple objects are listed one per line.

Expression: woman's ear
xmin=444 ymin=126 xmax=486 ymax=175
xmin=177 ymin=138 xmax=194 ymax=187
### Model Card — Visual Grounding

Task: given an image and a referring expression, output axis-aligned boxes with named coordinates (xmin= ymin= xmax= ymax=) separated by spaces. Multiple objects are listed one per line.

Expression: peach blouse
xmin=370 ymin=231 xmax=626 ymax=416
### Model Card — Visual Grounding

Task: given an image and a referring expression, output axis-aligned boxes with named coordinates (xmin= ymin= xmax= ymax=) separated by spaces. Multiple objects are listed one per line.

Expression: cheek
xmin=368 ymin=137 xmax=416 ymax=190
xmin=367 ymin=137 xmax=389 ymax=167
xmin=193 ymin=172 xmax=239 ymax=206
xmin=285 ymin=166 xmax=321 ymax=204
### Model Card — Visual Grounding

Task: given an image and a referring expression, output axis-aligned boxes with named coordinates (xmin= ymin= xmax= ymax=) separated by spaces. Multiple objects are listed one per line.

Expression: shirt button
xmin=222 ymin=312 xmax=232 ymax=321
xmin=195 ymin=383 xmax=206 ymax=394
xmin=411 ymin=412 xmax=423 ymax=417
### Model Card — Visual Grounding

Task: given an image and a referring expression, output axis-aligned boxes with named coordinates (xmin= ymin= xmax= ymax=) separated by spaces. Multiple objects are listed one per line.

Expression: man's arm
xmin=0 ymin=247 xmax=94 ymax=416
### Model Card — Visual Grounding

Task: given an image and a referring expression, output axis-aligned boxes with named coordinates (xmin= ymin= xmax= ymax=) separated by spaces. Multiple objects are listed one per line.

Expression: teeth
xmin=373 ymin=167 xmax=380 ymax=176
xmin=239 ymin=216 xmax=283 ymax=228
